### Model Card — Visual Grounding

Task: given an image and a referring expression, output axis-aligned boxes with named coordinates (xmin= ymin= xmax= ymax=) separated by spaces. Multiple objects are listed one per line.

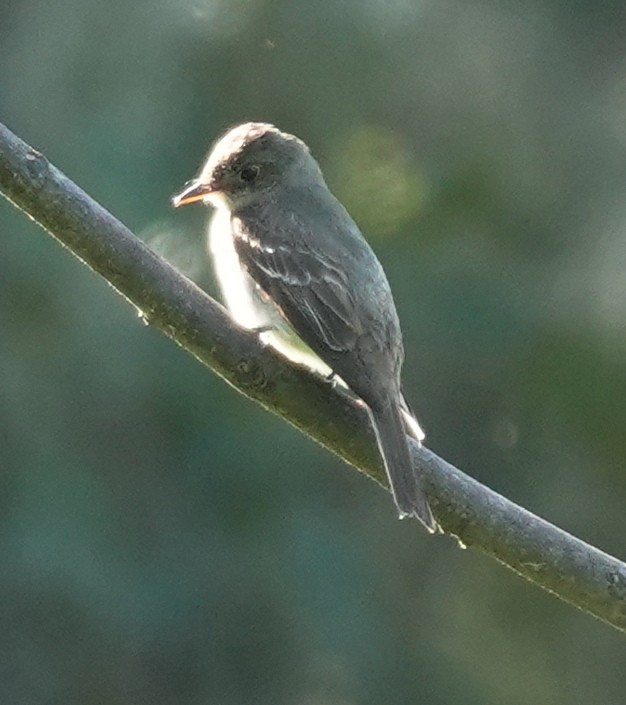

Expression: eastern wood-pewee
xmin=173 ymin=123 xmax=435 ymax=531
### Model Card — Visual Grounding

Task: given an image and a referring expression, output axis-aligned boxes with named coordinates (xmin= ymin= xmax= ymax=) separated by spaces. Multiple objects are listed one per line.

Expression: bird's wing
xmin=232 ymin=216 xmax=363 ymax=353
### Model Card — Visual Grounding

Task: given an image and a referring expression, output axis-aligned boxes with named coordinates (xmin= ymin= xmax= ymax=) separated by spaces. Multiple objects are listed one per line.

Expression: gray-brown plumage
xmin=173 ymin=123 xmax=435 ymax=531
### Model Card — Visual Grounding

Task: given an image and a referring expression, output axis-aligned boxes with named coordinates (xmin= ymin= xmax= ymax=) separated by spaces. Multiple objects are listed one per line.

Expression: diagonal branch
xmin=1 ymin=120 xmax=625 ymax=633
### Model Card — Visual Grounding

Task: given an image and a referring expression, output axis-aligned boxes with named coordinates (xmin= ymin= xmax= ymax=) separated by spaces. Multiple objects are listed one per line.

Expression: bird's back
xmin=234 ymin=182 xmax=405 ymax=404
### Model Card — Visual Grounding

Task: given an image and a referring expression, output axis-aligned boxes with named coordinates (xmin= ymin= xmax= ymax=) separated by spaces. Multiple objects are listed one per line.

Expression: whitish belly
xmin=208 ymin=208 xmax=334 ymax=378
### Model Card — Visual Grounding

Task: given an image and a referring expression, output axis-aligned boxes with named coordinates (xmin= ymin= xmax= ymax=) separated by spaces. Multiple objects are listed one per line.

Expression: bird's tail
xmin=369 ymin=401 xmax=436 ymax=532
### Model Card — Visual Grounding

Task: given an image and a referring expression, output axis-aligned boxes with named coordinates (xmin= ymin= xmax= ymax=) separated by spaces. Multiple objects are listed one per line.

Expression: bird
xmin=172 ymin=122 xmax=435 ymax=532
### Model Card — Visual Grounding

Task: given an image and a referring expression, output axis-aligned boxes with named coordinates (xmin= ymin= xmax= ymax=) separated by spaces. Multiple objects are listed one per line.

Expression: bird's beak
xmin=171 ymin=179 xmax=216 ymax=208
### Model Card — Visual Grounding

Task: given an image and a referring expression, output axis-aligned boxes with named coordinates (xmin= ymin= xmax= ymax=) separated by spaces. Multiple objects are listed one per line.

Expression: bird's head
xmin=172 ymin=122 xmax=321 ymax=210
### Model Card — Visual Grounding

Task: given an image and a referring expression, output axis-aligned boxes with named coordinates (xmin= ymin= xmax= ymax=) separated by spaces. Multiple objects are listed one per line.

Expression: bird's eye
xmin=240 ymin=165 xmax=260 ymax=183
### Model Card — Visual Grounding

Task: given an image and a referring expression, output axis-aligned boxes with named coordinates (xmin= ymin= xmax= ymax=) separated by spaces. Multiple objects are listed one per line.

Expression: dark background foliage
xmin=1 ymin=1 xmax=625 ymax=703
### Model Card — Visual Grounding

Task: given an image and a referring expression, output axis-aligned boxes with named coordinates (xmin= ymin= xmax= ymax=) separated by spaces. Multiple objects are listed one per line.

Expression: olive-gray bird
xmin=173 ymin=122 xmax=435 ymax=531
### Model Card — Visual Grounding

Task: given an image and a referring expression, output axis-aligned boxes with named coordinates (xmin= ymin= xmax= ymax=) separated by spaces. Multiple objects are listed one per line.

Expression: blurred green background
xmin=2 ymin=1 xmax=626 ymax=703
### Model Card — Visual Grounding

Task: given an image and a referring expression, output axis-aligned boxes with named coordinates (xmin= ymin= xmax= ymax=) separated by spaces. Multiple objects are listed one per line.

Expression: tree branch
xmin=1 ymin=120 xmax=625 ymax=633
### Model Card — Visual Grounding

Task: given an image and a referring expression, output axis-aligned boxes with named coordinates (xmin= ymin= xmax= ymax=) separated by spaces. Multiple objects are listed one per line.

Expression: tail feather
xmin=369 ymin=402 xmax=435 ymax=532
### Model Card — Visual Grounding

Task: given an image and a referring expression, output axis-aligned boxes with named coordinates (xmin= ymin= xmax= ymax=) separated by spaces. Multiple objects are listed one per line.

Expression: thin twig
xmin=1 ymin=120 xmax=625 ymax=632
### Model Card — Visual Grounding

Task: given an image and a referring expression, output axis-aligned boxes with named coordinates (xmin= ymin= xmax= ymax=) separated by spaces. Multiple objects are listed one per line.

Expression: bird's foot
xmin=251 ymin=325 xmax=273 ymax=335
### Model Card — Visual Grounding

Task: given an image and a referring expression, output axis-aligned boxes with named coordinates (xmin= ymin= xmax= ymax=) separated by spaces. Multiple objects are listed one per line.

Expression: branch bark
xmin=1 ymin=120 xmax=625 ymax=633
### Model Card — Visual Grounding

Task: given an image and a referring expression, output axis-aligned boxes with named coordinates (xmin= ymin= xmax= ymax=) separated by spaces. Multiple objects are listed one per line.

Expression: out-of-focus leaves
xmin=329 ymin=124 xmax=428 ymax=237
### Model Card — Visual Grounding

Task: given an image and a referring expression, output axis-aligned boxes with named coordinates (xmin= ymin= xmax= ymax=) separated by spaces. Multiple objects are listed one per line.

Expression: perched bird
xmin=173 ymin=122 xmax=435 ymax=531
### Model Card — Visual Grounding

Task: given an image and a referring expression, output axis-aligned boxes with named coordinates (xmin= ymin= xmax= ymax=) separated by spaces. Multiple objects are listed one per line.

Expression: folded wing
xmin=232 ymin=217 xmax=363 ymax=355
